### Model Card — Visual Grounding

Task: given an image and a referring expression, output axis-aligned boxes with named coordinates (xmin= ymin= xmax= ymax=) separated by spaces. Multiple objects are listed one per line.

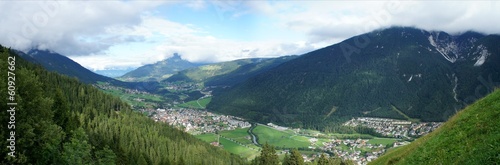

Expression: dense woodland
xmin=0 ymin=46 xmax=245 ymax=164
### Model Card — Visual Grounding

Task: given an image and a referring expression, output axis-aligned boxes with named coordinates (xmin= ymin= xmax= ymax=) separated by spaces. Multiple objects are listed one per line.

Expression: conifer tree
xmin=258 ymin=142 xmax=279 ymax=165
xmin=282 ymin=152 xmax=291 ymax=165
xmin=317 ymin=153 xmax=329 ymax=165
xmin=288 ymin=148 xmax=304 ymax=165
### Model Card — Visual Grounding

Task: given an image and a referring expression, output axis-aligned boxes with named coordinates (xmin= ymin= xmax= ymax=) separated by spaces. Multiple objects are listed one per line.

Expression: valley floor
xmin=96 ymin=83 xmax=443 ymax=164
xmin=149 ymin=106 xmax=442 ymax=164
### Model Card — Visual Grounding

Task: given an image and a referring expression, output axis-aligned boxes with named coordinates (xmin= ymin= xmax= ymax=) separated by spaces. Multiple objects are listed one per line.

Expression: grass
xmin=370 ymin=90 xmax=500 ymax=165
xmin=219 ymin=137 xmax=259 ymax=159
xmin=253 ymin=125 xmax=311 ymax=149
xmin=196 ymin=133 xmax=218 ymax=142
xmin=102 ymin=88 xmax=162 ymax=108
xmin=329 ymin=133 xmax=375 ymax=139
xmin=219 ymin=128 xmax=255 ymax=146
xmin=368 ymin=138 xmax=397 ymax=146
xmin=195 ymin=133 xmax=259 ymax=160
xmin=176 ymin=97 xmax=212 ymax=109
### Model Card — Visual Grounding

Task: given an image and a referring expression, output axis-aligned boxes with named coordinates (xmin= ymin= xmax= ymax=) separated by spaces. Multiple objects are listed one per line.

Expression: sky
xmin=0 ymin=0 xmax=499 ymax=71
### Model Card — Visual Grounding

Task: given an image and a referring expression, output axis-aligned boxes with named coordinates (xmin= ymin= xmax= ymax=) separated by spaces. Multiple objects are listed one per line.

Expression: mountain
xmin=18 ymin=49 xmax=118 ymax=84
xmin=370 ymin=89 xmax=500 ymax=165
xmin=0 ymin=46 xmax=245 ymax=164
xmin=92 ymin=68 xmax=135 ymax=78
xmin=119 ymin=53 xmax=201 ymax=82
xmin=17 ymin=49 xmax=161 ymax=91
xmin=208 ymin=27 xmax=500 ymax=130
xmin=164 ymin=56 xmax=297 ymax=87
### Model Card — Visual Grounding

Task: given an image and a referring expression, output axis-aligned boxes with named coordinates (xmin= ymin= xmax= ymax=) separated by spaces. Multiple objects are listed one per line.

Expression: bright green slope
xmin=253 ymin=125 xmax=310 ymax=148
xmin=370 ymin=90 xmax=500 ymax=165
xmin=195 ymin=132 xmax=259 ymax=160
xmin=176 ymin=97 xmax=212 ymax=109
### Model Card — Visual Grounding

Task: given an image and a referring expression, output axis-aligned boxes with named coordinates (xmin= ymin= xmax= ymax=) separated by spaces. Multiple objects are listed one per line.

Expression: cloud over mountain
xmin=1 ymin=1 xmax=499 ymax=70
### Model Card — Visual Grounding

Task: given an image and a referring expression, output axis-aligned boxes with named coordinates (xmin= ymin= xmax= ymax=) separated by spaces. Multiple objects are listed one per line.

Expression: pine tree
xmin=317 ymin=153 xmax=329 ymax=165
xmin=282 ymin=152 xmax=291 ymax=165
xmin=288 ymin=148 xmax=304 ymax=165
xmin=94 ymin=146 xmax=116 ymax=165
xmin=61 ymin=128 xmax=92 ymax=165
xmin=258 ymin=142 xmax=279 ymax=165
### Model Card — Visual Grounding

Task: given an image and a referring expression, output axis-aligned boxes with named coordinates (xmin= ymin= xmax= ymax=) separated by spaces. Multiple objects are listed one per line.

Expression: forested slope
xmin=208 ymin=27 xmax=500 ymax=130
xmin=0 ymin=46 xmax=244 ymax=164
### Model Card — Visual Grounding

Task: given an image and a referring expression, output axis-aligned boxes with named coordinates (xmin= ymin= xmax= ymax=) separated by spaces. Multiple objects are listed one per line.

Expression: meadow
xmin=195 ymin=131 xmax=259 ymax=160
xmin=252 ymin=125 xmax=311 ymax=149
xmin=176 ymin=96 xmax=212 ymax=109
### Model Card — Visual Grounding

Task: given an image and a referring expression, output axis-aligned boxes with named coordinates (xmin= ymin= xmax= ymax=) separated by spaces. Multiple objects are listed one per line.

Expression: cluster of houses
xmin=267 ymin=123 xmax=289 ymax=131
xmin=320 ymin=138 xmax=387 ymax=165
xmin=152 ymin=108 xmax=251 ymax=134
xmin=343 ymin=117 xmax=442 ymax=139
xmin=163 ymin=82 xmax=200 ymax=91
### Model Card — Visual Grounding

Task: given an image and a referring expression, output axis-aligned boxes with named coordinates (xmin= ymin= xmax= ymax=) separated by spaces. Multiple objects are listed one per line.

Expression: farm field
xmin=176 ymin=96 xmax=212 ymax=109
xmin=368 ymin=138 xmax=398 ymax=146
xmin=252 ymin=125 xmax=311 ymax=149
xmin=102 ymin=88 xmax=162 ymax=108
xmin=195 ymin=132 xmax=259 ymax=160
xmin=219 ymin=128 xmax=255 ymax=146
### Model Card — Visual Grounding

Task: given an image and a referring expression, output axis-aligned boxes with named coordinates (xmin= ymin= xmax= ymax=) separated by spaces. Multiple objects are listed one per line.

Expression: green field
xmin=368 ymin=138 xmax=397 ymax=146
xmin=219 ymin=128 xmax=256 ymax=146
xmin=195 ymin=133 xmax=259 ymax=160
xmin=196 ymin=133 xmax=218 ymax=142
xmin=176 ymin=97 xmax=212 ymax=109
xmin=253 ymin=125 xmax=311 ymax=149
xmin=329 ymin=133 xmax=374 ymax=139
xmin=102 ymin=88 xmax=163 ymax=108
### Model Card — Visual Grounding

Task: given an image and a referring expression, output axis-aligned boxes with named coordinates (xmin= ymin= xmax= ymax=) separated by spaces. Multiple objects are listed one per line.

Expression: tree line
xmin=251 ymin=143 xmax=354 ymax=165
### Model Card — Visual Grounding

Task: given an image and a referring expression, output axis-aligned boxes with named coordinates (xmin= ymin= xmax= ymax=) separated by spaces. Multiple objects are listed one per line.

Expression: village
xmin=151 ymin=108 xmax=251 ymax=134
xmin=343 ymin=117 xmax=443 ymax=139
xmin=148 ymin=107 xmax=442 ymax=165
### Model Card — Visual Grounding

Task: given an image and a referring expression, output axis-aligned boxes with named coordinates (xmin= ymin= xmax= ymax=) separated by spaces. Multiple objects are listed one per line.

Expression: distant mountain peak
xmin=171 ymin=53 xmax=182 ymax=59
xmin=27 ymin=48 xmax=56 ymax=56
xmin=119 ymin=53 xmax=202 ymax=82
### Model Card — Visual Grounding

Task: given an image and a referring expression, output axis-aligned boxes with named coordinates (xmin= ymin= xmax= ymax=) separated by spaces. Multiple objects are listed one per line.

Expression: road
xmin=248 ymin=124 xmax=260 ymax=146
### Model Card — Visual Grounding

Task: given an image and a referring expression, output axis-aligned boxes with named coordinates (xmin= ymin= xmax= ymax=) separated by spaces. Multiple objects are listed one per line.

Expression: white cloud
xmin=259 ymin=1 xmax=500 ymax=43
xmin=1 ymin=1 xmax=499 ymax=71
xmin=0 ymin=1 xmax=166 ymax=55
xmin=69 ymin=15 xmax=314 ymax=70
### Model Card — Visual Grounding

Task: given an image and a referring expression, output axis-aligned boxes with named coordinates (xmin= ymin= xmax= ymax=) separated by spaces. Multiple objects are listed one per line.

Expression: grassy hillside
xmin=165 ymin=56 xmax=296 ymax=87
xmin=253 ymin=125 xmax=310 ymax=149
xmin=370 ymin=90 xmax=500 ymax=165
xmin=119 ymin=53 xmax=200 ymax=82
xmin=176 ymin=96 xmax=212 ymax=109
xmin=196 ymin=128 xmax=260 ymax=160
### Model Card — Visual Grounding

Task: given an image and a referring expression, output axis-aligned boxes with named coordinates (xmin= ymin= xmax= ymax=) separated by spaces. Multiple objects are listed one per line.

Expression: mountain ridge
xmin=20 ymin=49 xmax=119 ymax=84
xmin=207 ymin=27 xmax=500 ymax=130
xmin=119 ymin=53 xmax=201 ymax=82
xmin=164 ymin=55 xmax=298 ymax=87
